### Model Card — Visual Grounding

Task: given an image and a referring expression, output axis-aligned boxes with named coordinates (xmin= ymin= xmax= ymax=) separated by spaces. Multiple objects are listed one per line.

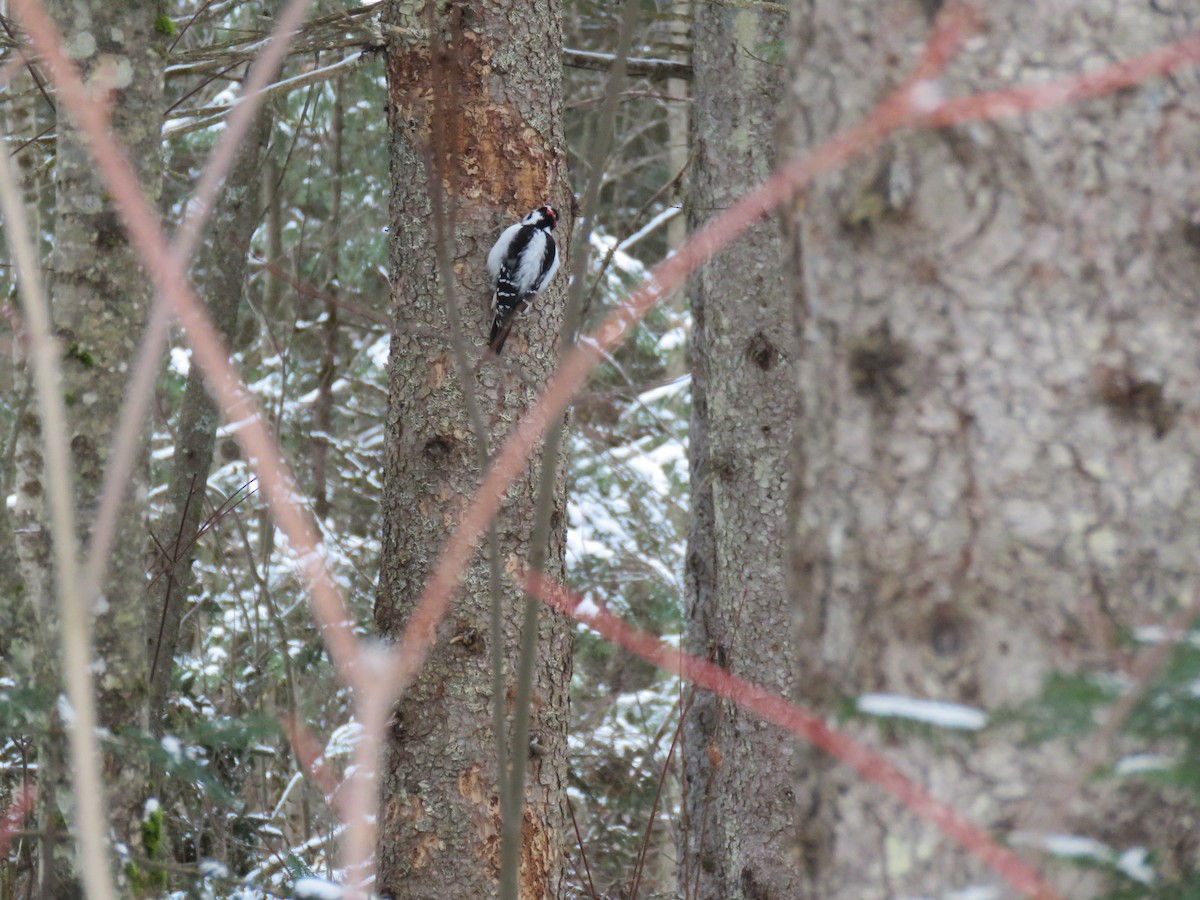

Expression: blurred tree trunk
xmin=786 ymin=3 xmax=1200 ymax=896
xmin=679 ymin=3 xmax=803 ymax=898
xmin=375 ymin=2 xmax=572 ymax=896
xmin=0 ymin=2 xmax=50 ymax=696
xmin=10 ymin=0 xmax=165 ymax=894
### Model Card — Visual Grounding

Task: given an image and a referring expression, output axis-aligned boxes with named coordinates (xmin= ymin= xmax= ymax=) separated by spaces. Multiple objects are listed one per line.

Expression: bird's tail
xmin=488 ymin=312 xmax=515 ymax=355
xmin=487 ymin=299 xmax=526 ymax=355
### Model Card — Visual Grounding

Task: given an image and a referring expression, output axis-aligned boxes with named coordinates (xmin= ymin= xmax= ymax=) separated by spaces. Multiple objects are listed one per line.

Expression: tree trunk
xmin=10 ymin=0 xmax=164 ymax=892
xmin=375 ymin=2 xmax=572 ymax=896
xmin=0 ymin=0 xmax=49 ymax=706
xmin=786 ymin=3 xmax=1200 ymax=896
xmin=680 ymin=3 xmax=804 ymax=899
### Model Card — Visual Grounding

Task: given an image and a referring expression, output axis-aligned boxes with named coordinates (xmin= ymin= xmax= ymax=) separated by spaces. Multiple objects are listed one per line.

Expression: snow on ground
xmin=1012 ymin=832 xmax=1156 ymax=884
xmin=856 ymin=693 xmax=987 ymax=730
xmin=292 ymin=877 xmax=345 ymax=899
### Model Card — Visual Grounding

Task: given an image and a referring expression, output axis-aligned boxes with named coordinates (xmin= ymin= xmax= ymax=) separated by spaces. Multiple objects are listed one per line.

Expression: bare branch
xmin=564 ymin=47 xmax=692 ymax=82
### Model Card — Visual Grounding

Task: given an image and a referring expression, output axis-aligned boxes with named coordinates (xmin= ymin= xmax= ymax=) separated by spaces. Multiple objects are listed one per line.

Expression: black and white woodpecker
xmin=486 ymin=205 xmax=561 ymax=354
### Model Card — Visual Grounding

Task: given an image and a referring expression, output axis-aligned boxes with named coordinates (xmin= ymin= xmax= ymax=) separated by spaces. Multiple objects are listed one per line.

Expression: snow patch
xmin=1133 ymin=625 xmax=1200 ymax=648
xmin=293 ymin=876 xmax=344 ymax=898
xmin=161 ymin=735 xmax=183 ymax=764
xmin=1012 ymin=832 xmax=1155 ymax=882
xmin=326 ymin=720 xmax=364 ymax=758
xmin=367 ymin=333 xmax=390 ymax=369
xmin=57 ymin=694 xmax=76 ymax=725
xmin=574 ymin=597 xmax=601 ymax=619
xmin=169 ymin=346 xmax=191 ymax=377
xmin=637 ymin=374 xmax=690 ymax=404
xmin=857 ymin=693 xmax=987 ymax=730
xmin=1117 ymin=847 xmax=1155 ymax=884
xmin=1115 ymin=753 xmax=1172 ymax=775
xmin=198 ymin=859 xmax=229 ymax=878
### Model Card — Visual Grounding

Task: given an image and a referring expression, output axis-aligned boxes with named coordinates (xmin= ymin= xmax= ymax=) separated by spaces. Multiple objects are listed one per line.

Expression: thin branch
xmin=566 ymin=795 xmax=599 ymax=900
xmin=502 ymin=1 xmax=639 ymax=894
xmin=0 ymin=19 xmax=52 ymax=111
xmin=163 ymin=51 xmax=368 ymax=139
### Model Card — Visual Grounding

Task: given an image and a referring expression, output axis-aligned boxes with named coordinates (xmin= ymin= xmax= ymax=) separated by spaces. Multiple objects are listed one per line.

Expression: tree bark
xmin=0 ymin=0 xmax=50 ymax=703
xmin=787 ymin=2 xmax=1200 ymax=896
xmin=375 ymin=1 xmax=572 ymax=896
xmin=10 ymin=0 xmax=165 ymax=892
xmin=680 ymin=3 xmax=805 ymax=899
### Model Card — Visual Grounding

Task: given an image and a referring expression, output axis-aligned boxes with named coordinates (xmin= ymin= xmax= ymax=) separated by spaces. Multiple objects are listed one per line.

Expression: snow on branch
xmin=563 ymin=48 xmax=692 ymax=82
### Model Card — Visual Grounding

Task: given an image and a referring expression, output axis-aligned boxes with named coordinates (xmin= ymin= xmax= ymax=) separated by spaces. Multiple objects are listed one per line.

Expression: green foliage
xmin=0 ymin=682 xmax=55 ymax=733
xmin=154 ymin=13 xmax=178 ymax=37
xmin=142 ymin=803 xmax=166 ymax=859
xmin=1001 ymin=670 xmax=1120 ymax=742
xmin=1011 ymin=638 xmax=1200 ymax=783
xmin=283 ymin=852 xmax=316 ymax=882
xmin=1005 ymin=637 xmax=1200 ymax=890
xmin=1104 ymin=882 xmax=1200 ymax=900
xmin=1 ymin=1 xmax=689 ymax=896
xmin=64 ymin=341 xmax=96 ymax=368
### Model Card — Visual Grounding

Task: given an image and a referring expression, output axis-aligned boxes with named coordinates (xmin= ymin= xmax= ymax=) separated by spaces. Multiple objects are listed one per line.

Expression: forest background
xmin=3 ymin=1 xmax=1200 ymax=899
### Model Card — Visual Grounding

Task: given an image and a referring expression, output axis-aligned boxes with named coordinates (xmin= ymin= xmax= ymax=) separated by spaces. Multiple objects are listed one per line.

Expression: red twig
xmin=524 ymin=570 xmax=1059 ymax=900
xmin=11 ymin=2 xmax=378 ymax=888
xmin=925 ymin=31 xmax=1200 ymax=127
xmin=14 ymin=0 xmax=1200 ymax=889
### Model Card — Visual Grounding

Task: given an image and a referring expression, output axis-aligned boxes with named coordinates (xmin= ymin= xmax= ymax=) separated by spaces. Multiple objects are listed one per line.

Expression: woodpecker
xmin=486 ymin=205 xmax=560 ymax=354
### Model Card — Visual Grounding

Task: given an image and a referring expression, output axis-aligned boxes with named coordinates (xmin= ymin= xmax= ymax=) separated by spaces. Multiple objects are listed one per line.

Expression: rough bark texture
xmin=787 ymin=2 xmax=1200 ymax=896
xmin=147 ymin=104 xmax=273 ymax=730
xmin=0 ymin=4 xmax=49 ymax=695
xmin=680 ymin=4 xmax=805 ymax=899
xmin=10 ymin=0 xmax=164 ymax=892
xmin=375 ymin=1 xmax=572 ymax=897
